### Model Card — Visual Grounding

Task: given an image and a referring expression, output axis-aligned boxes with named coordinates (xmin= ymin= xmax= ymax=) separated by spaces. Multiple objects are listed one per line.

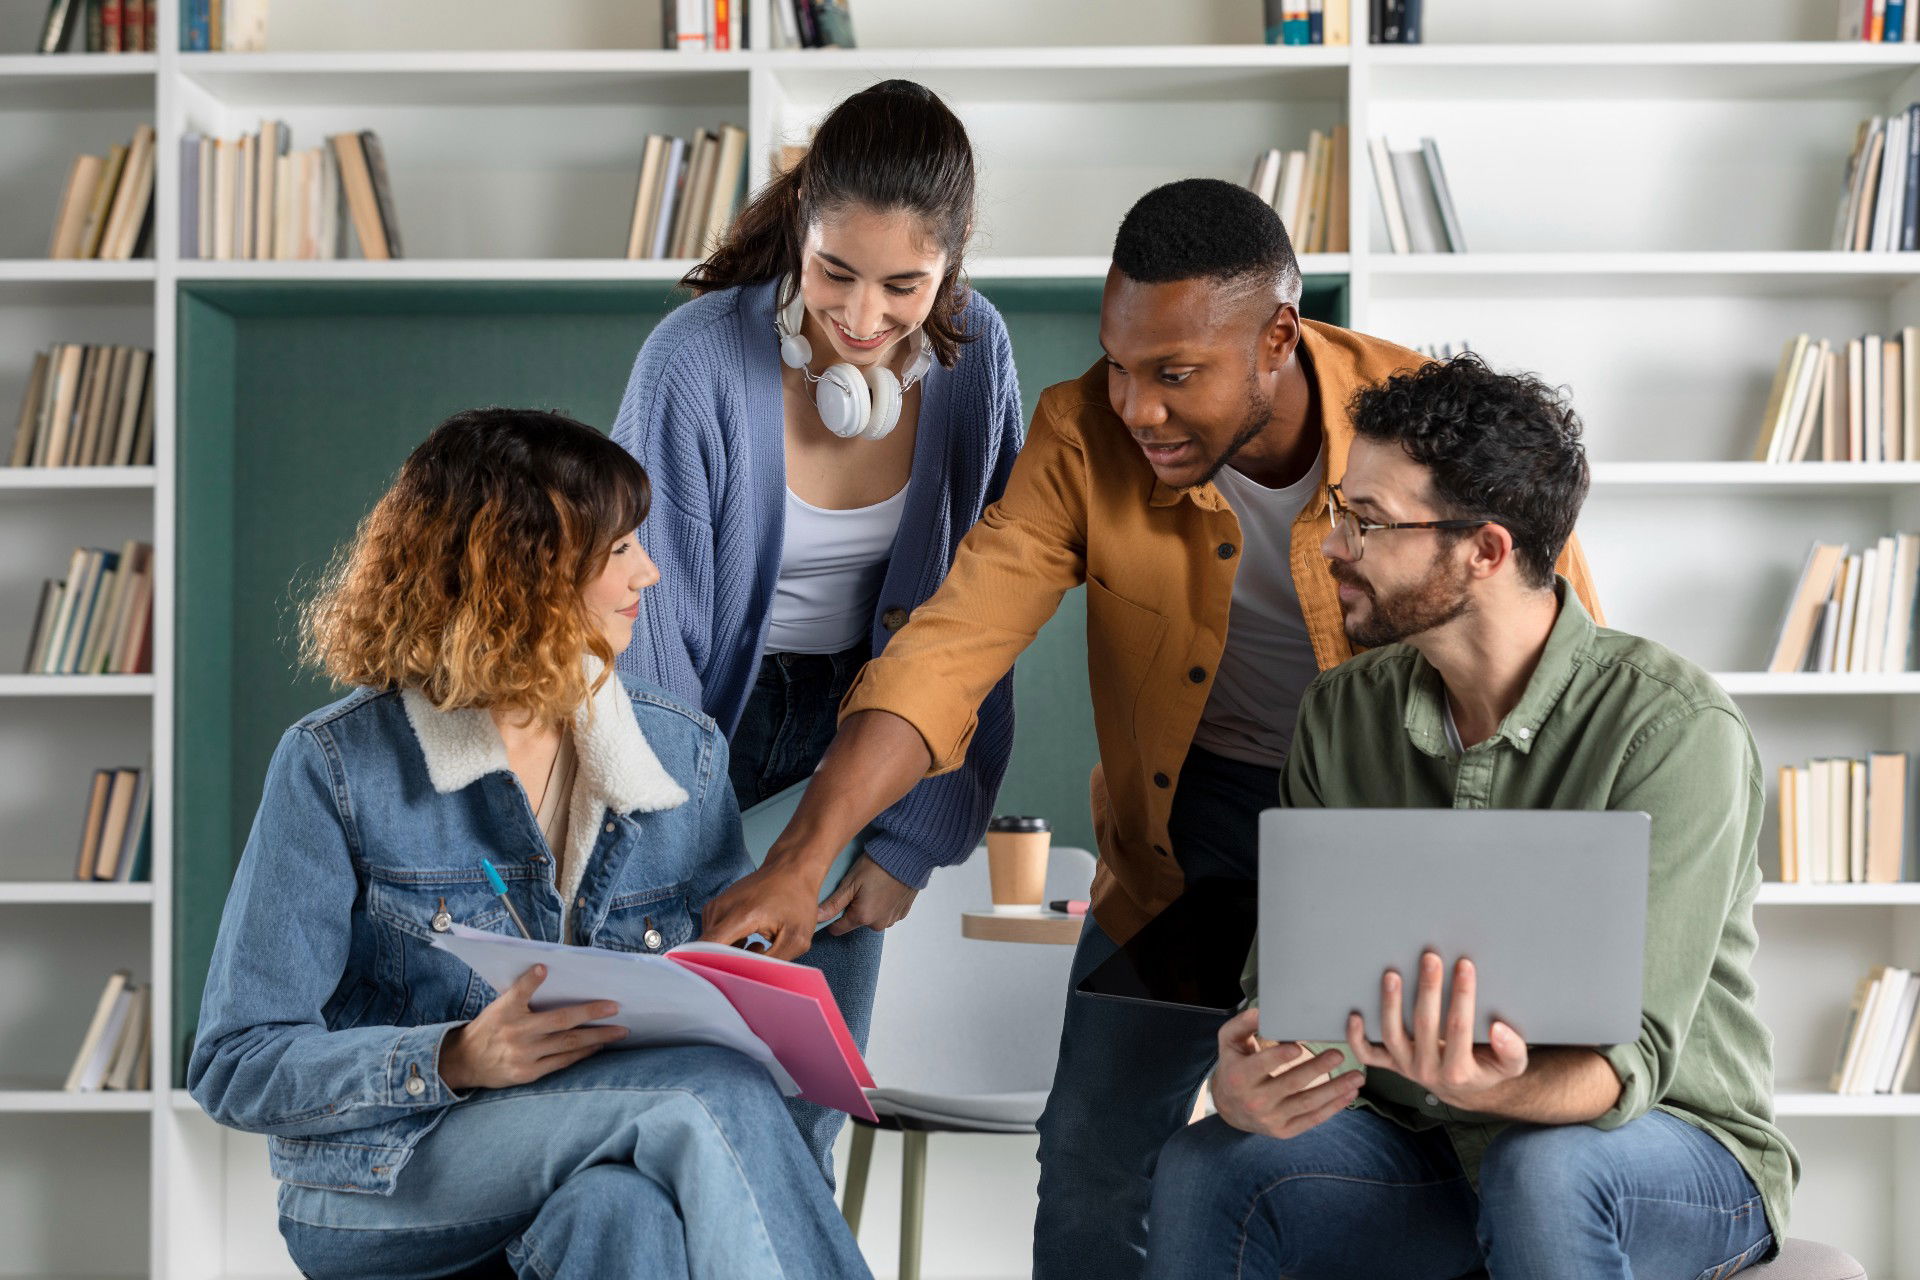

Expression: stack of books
xmin=36 ymin=0 xmax=158 ymax=52
xmin=8 ymin=345 xmax=154 ymax=469
xmin=181 ymin=124 xmax=400 ymax=261
xmin=760 ymin=0 xmax=855 ymax=49
xmin=1840 ymin=1 xmax=1917 ymax=40
xmin=1832 ymin=105 xmax=1920 ymax=252
xmin=1265 ymin=1 xmax=1352 ymax=44
xmin=1414 ymin=341 xmax=1472 ymax=360
xmin=72 ymin=767 xmax=151 ymax=883
xmin=1369 ymin=0 xmax=1423 ymax=43
xmin=1830 ymin=966 xmax=1920 ymax=1096
xmin=180 ymin=0 xmax=267 ymax=50
xmin=1369 ymin=137 xmax=1464 ymax=254
xmin=23 ymin=541 xmax=154 ymax=677
xmin=47 ymin=125 xmax=156 ymax=261
xmin=1767 ymin=535 xmax=1920 ymax=674
xmin=1245 ymin=128 xmax=1350 ymax=254
xmin=625 ymin=124 xmax=749 ymax=261
xmin=64 ymin=971 xmax=149 ymax=1094
xmin=1776 ymin=752 xmax=1909 ymax=883
xmin=1752 ymin=331 xmax=1919 ymax=463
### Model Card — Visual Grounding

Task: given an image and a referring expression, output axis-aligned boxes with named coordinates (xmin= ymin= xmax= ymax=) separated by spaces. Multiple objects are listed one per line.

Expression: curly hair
xmin=682 ymin=79 xmax=977 ymax=367
xmin=1113 ymin=178 xmax=1303 ymax=306
xmin=1347 ymin=353 xmax=1589 ymax=590
xmin=302 ymin=407 xmax=651 ymax=723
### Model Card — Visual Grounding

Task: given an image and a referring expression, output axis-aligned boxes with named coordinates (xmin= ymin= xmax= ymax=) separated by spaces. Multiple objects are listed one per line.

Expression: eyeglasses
xmin=1326 ymin=483 xmax=1491 ymax=562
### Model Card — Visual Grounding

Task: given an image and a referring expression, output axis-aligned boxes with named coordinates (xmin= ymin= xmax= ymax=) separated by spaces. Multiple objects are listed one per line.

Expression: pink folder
xmin=668 ymin=944 xmax=878 ymax=1122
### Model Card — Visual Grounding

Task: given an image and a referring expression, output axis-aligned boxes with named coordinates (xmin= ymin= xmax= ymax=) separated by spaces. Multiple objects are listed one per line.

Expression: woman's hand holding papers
xmin=1345 ymin=952 xmax=1530 ymax=1111
xmin=1209 ymin=1007 xmax=1365 ymax=1140
xmin=439 ymin=964 xmax=630 ymax=1091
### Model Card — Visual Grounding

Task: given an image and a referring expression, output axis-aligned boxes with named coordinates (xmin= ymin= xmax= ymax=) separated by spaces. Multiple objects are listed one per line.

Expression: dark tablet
xmin=1074 ymin=877 xmax=1258 ymax=1015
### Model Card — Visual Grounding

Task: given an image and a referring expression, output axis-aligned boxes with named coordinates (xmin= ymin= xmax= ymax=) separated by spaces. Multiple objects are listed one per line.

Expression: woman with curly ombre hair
xmin=186 ymin=407 xmax=871 ymax=1280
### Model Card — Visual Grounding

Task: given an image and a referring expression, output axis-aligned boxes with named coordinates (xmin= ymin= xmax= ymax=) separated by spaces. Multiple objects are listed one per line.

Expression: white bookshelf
xmin=5 ymin=0 xmax=1920 ymax=1275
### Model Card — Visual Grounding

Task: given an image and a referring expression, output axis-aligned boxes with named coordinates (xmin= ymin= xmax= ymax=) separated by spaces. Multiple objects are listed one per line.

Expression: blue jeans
xmin=730 ymin=645 xmax=884 ymax=1185
xmin=1147 ymin=1106 xmax=1773 ymax=1280
xmin=1033 ymin=745 xmax=1276 ymax=1280
xmin=277 ymin=1046 xmax=871 ymax=1280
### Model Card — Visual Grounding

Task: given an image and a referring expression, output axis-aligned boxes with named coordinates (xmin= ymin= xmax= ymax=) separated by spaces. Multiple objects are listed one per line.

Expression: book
xmin=104 ymin=983 xmax=149 ymax=1091
xmin=1831 ymin=971 xmax=1877 ymax=1091
xmin=92 ymin=767 xmax=142 ymax=881
xmin=1767 ymin=541 xmax=1847 ymax=672
xmin=1420 ymin=138 xmax=1466 ymax=253
xmin=652 ymin=136 xmax=688 ymax=260
xmin=626 ymin=135 xmax=669 ymax=260
xmin=700 ymin=123 xmax=749 ymax=259
xmin=1867 ymin=752 xmax=1909 ymax=882
xmin=436 ymin=924 xmax=879 ymax=1119
xmin=1368 ymin=136 xmax=1410 ymax=253
xmin=9 ymin=353 xmax=50 ymax=469
xmin=48 ymin=154 xmax=103 ymax=259
xmin=63 ymin=969 xmax=132 ymax=1092
xmin=330 ymin=132 xmax=388 ymax=260
xmin=1391 ymin=149 xmax=1445 ymax=253
xmin=810 ymin=0 xmax=855 ymax=48
xmin=359 ymin=131 xmax=404 ymax=259
xmin=40 ymin=0 xmax=83 ymax=50
xmin=73 ymin=769 xmax=112 ymax=880
xmin=100 ymin=124 xmax=156 ymax=261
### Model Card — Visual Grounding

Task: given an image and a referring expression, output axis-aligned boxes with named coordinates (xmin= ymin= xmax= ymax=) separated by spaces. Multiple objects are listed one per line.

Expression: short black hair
xmin=1113 ymin=178 xmax=1302 ymax=304
xmin=1347 ymin=353 xmax=1589 ymax=590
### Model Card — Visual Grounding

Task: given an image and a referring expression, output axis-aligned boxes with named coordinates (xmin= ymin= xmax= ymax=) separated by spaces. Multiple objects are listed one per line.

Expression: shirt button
xmin=1217 ymin=543 xmax=1236 ymax=559
xmin=1188 ymin=667 xmax=1206 ymax=684
xmin=1153 ymin=772 xmax=1171 ymax=788
xmin=1517 ymin=727 xmax=1531 ymax=740
xmin=882 ymin=607 xmax=909 ymax=631
xmin=604 ymin=820 xmax=616 ymax=834
xmin=430 ymin=911 xmax=452 ymax=933
xmin=1424 ymin=1093 xmax=1439 ymax=1107
xmin=644 ymin=928 xmax=665 ymax=951
xmin=405 ymin=1074 xmax=426 ymax=1097
xmin=577 ymin=896 xmax=587 ymax=909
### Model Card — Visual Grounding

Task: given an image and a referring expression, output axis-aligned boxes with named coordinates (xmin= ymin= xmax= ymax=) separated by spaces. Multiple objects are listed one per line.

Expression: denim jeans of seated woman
xmin=729 ymin=644 xmax=883 ymax=1184
xmin=1144 ymin=1105 xmax=1773 ymax=1280
xmin=278 ymin=1046 xmax=871 ymax=1280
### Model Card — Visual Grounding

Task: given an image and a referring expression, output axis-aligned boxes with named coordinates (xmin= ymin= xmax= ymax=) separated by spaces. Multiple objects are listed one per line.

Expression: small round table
xmin=959 ymin=910 xmax=1083 ymax=944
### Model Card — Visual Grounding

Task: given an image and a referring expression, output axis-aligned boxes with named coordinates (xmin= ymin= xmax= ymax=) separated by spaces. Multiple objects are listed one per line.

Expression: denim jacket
xmin=187 ymin=661 xmax=751 ymax=1196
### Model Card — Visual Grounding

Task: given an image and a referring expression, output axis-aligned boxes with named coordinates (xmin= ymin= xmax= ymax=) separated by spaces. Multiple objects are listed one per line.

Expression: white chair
xmin=840 ymin=845 xmax=1096 ymax=1280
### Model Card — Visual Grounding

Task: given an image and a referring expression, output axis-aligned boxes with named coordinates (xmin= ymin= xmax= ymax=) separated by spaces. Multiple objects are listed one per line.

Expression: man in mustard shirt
xmin=1146 ymin=356 xmax=1794 ymax=1279
xmin=701 ymin=180 xmax=1602 ymax=1276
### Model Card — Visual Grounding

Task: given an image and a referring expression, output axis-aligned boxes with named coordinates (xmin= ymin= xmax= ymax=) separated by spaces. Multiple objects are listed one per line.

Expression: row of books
xmin=1265 ymin=1 xmax=1352 ymax=45
xmin=64 ymin=971 xmax=150 ymax=1094
xmin=1368 ymin=0 xmax=1423 ymax=43
xmin=1369 ymin=136 xmax=1465 ymax=254
xmin=24 ymin=542 xmax=154 ymax=677
xmin=182 ymin=125 xmax=401 ymax=261
xmin=8 ymin=345 xmax=154 ymax=469
xmin=1768 ymin=535 xmax=1920 ymax=675
xmin=1245 ymin=128 xmax=1350 ymax=255
xmin=1831 ymin=966 xmax=1920 ymax=1096
xmin=1832 ymin=106 xmax=1920 ymax=253
xmin=661 ymin=0 xmax=855 ymax=50
xmin=73 ymin=767 xmax=151 ymax=883
xmin=1776 ymin=753 xmax=1909 ymax=884
xmin=625 ymin=125 xmax=749 ymax=261
xmin=47 ymin=125 xmax=156 ymax=261
xmin=1413 ymin=341 xmax=1472 ymax=360
xmin=179 ymin=0 xmax=267 ymax=51
xmin=1752 ymin=332 xmax=1920 ymax=464
xmin=1839 ymin=0 xmax=1918 ymax=41
xmin=35 ymin=0 xmax=158 ymax=52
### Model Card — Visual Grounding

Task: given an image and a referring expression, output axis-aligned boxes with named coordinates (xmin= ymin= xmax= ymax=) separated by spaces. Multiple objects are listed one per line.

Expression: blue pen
xmin=743 ymin=932 xmax=772 ymax=953
xmin=480 ymin=859 xmax=534 ymax=940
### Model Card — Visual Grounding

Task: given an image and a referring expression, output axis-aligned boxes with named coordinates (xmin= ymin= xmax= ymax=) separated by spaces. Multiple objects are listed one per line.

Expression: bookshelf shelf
xmin=0 ymin=261 xmax=156 ymax=284
xmin=1367 ymin=253 xmax=1920 ymax=280
xmin=1713 ymin=674 xmax=1920 ymax=695
xmin=1757 ymin=885 xmax=1920 ymax=905
xmin=0 ymin=467 xmax=156 ymax=490
xmin=0 ymin=675 xmax=155 ymax=697
xmin=0 ymin=884 xmax=153 ymax=904
xmin=1589 ymin=463 xmax=1920 ymax=492
xmin=0 ymin=53 xmax=159 ymax=79
xmin=1772 ymin=1089 xmax=1920 ymax=1117
xmin=179 ymin=51 xmax=747 ymax=108
xmin=1365 ymin=43 xmax=1920 ymax=100
xmin=0 ymin=1089 xmax=153 ymax=1113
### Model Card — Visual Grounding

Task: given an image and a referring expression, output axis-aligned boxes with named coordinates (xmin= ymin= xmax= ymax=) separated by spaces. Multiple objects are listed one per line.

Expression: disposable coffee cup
xmin=986 ymin=815 xmax=1051 ymax=914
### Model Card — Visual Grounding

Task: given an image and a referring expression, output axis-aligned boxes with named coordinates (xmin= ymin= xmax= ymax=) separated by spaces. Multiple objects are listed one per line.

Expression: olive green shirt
xmin=1245 ymin=580 xmax=1797 ymax=1242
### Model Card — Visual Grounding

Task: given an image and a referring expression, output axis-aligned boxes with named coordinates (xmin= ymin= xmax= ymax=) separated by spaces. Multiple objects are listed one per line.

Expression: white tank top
xmin=765 ymin=485 xmax=909 ymax=655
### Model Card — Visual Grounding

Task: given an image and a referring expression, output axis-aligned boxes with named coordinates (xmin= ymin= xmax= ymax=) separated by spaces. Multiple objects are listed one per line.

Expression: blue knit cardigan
xmin=610 ymin=277 xmax=1024 ymax=888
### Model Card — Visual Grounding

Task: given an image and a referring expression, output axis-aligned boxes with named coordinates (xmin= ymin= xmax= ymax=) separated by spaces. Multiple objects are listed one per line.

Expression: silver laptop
xmin=1258 ymin=809 xmax=1650 ymax=1047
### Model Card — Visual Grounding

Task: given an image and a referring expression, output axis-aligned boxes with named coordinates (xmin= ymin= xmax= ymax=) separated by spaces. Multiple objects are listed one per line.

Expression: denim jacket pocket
xmin=365 ymin=869 xmax=514 ymax=1020
xmin=593 ymin=883 xmax=695 ymax=954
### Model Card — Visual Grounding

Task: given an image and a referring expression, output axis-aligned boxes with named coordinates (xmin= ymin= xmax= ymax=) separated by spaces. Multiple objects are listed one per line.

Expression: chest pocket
xmin=592 ymin=883 xmax=696 ymax=955
xmin=366 ymin=869 xmax=514 ymax=1020
xmin=1085 ymin=574 xmax=1170 ymax=729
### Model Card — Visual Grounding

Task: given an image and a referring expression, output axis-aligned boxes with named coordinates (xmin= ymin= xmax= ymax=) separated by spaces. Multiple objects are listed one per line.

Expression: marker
xmin=480 ymin=859 xmax=534 ymax=939
xmin=1048 ymin=899 xmax=1089 ymax=916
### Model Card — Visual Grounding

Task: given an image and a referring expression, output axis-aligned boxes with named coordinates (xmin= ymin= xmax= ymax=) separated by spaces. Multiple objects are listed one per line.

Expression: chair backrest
xmin=862 ymin=845 xmax=1096 ymax=1097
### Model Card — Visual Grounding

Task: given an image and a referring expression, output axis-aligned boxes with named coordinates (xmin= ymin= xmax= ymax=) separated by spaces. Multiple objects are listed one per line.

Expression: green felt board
xmin=171 ymin=275 xmax=1349 ymax=1074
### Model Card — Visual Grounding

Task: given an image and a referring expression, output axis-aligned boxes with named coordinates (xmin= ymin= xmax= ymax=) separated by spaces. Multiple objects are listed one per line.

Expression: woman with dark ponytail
xmin=610 ymin=79 xmax=1022 ymax=1178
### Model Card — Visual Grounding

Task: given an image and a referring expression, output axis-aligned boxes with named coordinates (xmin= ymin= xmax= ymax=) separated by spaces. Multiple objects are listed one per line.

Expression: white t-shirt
xmin=1188 ymin=448 xmax=1326 ymax=771
xmin=765 ymin=486 xmax=908 ymax=655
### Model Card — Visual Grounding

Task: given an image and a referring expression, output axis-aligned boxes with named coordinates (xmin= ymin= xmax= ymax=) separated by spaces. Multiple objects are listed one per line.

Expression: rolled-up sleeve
xmin=1590 ymin=705 xmax=1758 ymax=1129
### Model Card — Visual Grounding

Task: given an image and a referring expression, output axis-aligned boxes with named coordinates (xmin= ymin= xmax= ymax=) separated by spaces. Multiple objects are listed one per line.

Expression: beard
xmin=1188 ymin=372 xmax=1275 ymax=490
xmin=1330 ymin=544 xmax=1474 ymax=648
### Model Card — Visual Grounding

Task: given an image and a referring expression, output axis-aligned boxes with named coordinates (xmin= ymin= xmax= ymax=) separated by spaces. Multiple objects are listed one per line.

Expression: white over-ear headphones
xmin=776 ymin=278 xmax=934 ymax=441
